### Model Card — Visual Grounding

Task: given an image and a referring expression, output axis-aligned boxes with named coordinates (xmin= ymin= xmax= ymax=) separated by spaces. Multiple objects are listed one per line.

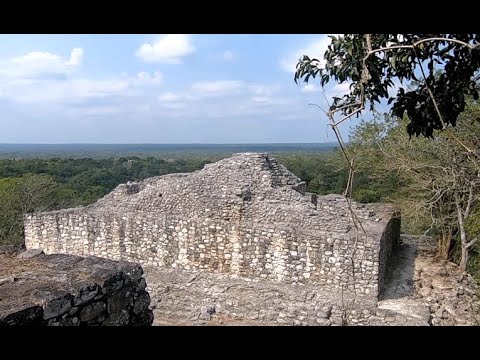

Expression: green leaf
xmin=347 ymin=41 xmax=353 ymax=56
xmin=321 ymin=74 xmax=330 ymax=86
xmin=389 ymin=55 xmax=397 ymax=70
xmin=300 ymin=66 xmax=306 ymax=79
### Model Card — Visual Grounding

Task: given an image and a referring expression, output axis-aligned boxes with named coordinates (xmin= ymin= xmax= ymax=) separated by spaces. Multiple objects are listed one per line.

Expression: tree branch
xmin=463 ymin=181 xmax=474 ymax=219
xmin=466 ymin=238 xmax=477 ymax=249
xmin=412 ymin=47 xmax=446 ymax=130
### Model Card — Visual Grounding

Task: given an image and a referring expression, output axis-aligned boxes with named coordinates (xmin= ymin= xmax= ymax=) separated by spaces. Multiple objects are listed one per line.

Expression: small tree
xmin=0 ymin=173 xmax=59 ymax=246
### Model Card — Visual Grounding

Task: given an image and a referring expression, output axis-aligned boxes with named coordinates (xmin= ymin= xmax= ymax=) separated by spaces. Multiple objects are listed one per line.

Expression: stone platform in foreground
xmin=0 ymin=250 xmax=153 ymax=326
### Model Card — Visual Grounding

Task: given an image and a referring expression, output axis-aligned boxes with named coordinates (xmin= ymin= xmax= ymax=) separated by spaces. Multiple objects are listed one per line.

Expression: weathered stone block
xmin=79 ymin=302 xmax=106 ymax=322
xmin=133 ymin=291 xmax=150 ymax=315
xmin=43 ymin=295 xmax=73 ymax=320
xmin=0 ymin=255 xmax=153 ymax=326
xmin=0 ymin=306 xmax=43 ymax=326
xmin=107 ymin=288 xmax=133 ymax=315
xmin=73 ymin=285 xmax=99 ymax=306
xmin=102 ymin=309 xmax=130 ymax=326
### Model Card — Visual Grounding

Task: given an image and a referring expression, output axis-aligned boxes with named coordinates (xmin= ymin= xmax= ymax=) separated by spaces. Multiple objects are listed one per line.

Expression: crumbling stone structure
xmin=24 ymin=153 xmax=400 ymax=300
xmin=0 ymin=250 xmax=153 ymax=326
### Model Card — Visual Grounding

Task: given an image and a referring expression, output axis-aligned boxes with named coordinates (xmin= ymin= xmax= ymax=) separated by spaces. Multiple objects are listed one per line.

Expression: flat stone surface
xmin=0 ymin=254 xmax=151 ymax=325
xmin=377 ymin=299 xmax=430 ymax=325
xmin=16 ymin=249 xmax=44 ymax=259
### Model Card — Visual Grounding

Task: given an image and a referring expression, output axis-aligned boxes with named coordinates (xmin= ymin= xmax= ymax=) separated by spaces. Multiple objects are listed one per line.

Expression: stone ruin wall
xmin=24 ymin=153 xmax=400 ymax=299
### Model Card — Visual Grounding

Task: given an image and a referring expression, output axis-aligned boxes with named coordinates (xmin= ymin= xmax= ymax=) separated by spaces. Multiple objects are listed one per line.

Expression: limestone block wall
xmin=24 ymin=153 xmax=400 ymax=299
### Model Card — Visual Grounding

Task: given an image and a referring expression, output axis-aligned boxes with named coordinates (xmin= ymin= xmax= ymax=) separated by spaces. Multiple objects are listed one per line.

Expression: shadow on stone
xmin=379 ymin=242 xmax=417 ymax=300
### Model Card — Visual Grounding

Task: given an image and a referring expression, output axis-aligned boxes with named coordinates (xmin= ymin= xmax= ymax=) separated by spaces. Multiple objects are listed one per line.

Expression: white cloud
xmin=154 ymin=81 xmax=285 ymax=119
xmin=223 ymin=50 xmax=234 ymax=61
xmin=67 ymin=48 xmax=83 ymax=66
xmin=158 ymin=82 xmax=282 ymax=105
xmin=135 ymin=34 xmax=195 ymax=63
xmin=69 ymin=78 xmax=130 ymax=99
xmin=12 ymin=51 xmax=61 ymax=66
xmin=190 ymin=80 xmax=245 ymax=96
xmin=301 ymin=84 xmax=320 ymax=93
xmin=5 ymin=47 xmax=84 ymax=79
xmin=331 ymin=82 xmax=352 ymax=96
xmin=0 ymin=45 xmax=302 ymax=137
xmin=152 ymin=79 xmax=290 ymax=120
xmin=158 ymin=92 xmax=181 ymax=102
xmin=280 ymin=34 xmax=343 ymax=73
xmin=250 ymin=84 xmax=279 ymax=96
xmin=0 ymin=47 xmax=163 ymax=104
xmin=280 ymin=37 xmax=330 ymax=73
xmin=1 ymin=77 xmax=133 ymax=105
xmin=1 ymin=49 xmax=283 ymax=122
xmin=136 ymin=71 xmax=162 ymax=85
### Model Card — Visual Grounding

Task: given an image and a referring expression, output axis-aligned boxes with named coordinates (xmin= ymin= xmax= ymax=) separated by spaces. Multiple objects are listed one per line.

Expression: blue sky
xmin=0 ymin=34 xmax=366 ymax=143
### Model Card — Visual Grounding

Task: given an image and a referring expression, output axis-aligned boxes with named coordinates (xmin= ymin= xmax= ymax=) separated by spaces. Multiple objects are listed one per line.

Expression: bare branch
xmin=414 ymin=37 xmax=480 ymax=50
xmin=464 ymin=181 xmax=475 ymax=219
xmin=307 ymin=103 xmax=328 ymax=116
xmin=466 ymin=238 xmax=477 ymax=249
xmin=412 ymin=47 xmax=446 ymax=130
xmin=329 ymin=106 xmax=365 ymax=127
xmin=329 ymin=101 xmax=364 ymax=117
xmin=446 ymin=129 xmax=474 ymax=154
